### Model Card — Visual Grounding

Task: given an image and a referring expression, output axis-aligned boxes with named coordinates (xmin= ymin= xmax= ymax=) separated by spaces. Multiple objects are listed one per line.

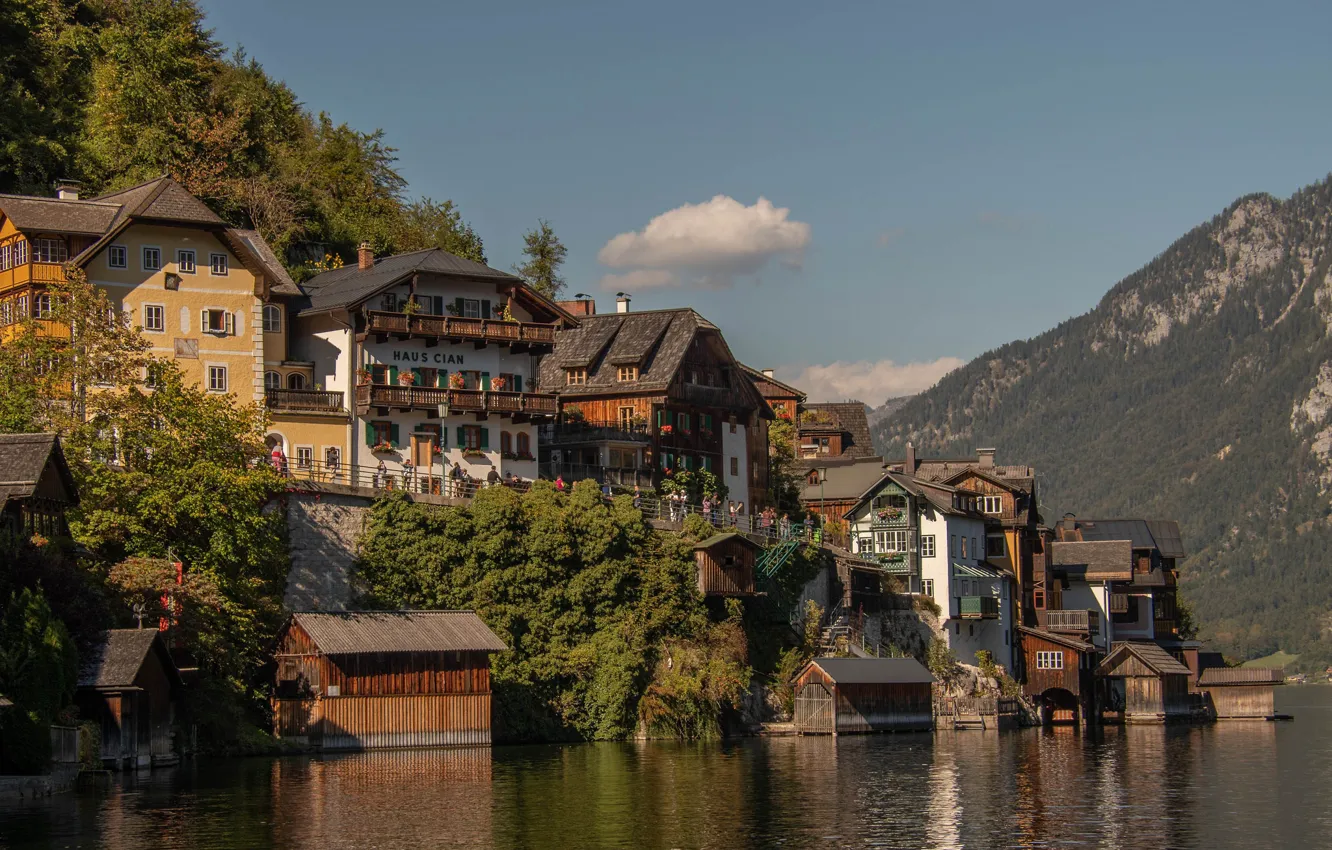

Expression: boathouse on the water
xmin=1195 ymin=666 xmax=1284 ymax=719
xmin=76 ymin=629 xmax=184 ymax=769
xmin=693 ymin=533 xmax=760 ymax=597
xmin=272 ymin=611 xmax=507 ymax=750
xmin=793 ymin=657 xmax=934 ymax=734
xmin=1096 ymin=642 xmax=1194 ymax=723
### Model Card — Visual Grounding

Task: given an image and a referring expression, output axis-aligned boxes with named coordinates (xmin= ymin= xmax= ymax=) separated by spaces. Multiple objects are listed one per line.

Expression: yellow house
xmin=0 ymin=177 xmax=350 ymax=464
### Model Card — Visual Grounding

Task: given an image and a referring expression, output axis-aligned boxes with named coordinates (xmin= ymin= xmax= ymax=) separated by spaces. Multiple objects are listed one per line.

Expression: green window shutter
xmin=390 ymin=424 xmax=400 ymax=446
xmin=433 ymin=296 xmax=444 ymax=315
xmin=387 ymin=365 xmax=398 ymax=384
xmin=657 ymin=409 xmax=665 ymax=427
xmin=481 ymin=299 xmax=492 ymax=319
xmin=438 ymin=369 xmax=448 ymax=388
xmin=454 ymin=297 xmax=465 ymax=316
xmin=365 ymin=422 xmax=374 ymax=444
xmin=479 ymin=427 xmax=489 ymax=449
xmin=514 ymin=374 xmax=522 ymax=392
xmin=481 ymin=371 xmax=490 ymax=391
xmin=456 ymin=426 xmax=466 ymax=448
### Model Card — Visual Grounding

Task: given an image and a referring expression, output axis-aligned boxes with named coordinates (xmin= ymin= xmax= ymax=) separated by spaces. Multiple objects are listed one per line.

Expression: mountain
xmin=867 ymin=396 xmax=914 ymax=430
xmin=873 ymin=176 xmax=1332 ymax=671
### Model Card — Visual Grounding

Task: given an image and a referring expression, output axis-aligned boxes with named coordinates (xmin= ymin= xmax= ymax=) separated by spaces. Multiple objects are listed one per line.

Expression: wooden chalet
xmin=1016 ymin=625 xmax=1098 ymax=724
xmin=793 ymin=657 xmax=934 ymax=734
xmin=693 ymin=532 xmax=760 ymax=597
xmin=0 ymin=432 xmax=77 ymax=541
xmin=272 ymin=611 xmax=507 ymax=750
xmin=798 ymin=402 xmax=875 ymax=461
xmin=1096 ymin=642 xmax=1195 ymax=723
xmin=539 ymin=304 xmax=774 ymax=506
xmin=740 ymin=364 xmax=804 ymax=424
xmin=76 ymin=629 xmax=184 ymax=769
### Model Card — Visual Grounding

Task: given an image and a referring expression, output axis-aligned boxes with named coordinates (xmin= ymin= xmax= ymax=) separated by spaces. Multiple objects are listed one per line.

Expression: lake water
xmin=3 ymin=687 xmax=1328 ymax=849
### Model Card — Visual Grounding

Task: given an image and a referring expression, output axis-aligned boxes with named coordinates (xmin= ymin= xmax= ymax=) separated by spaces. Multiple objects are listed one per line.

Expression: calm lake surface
xmin=3 ymin=687 xmax=1328 ymax=850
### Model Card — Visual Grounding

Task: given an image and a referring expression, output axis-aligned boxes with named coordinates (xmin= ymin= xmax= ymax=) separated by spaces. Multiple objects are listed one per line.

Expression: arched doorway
xmin=265 ymin=432 xmax=287 ymax=458
xmin=1040 ymin=687 xmax=1080 ymax=725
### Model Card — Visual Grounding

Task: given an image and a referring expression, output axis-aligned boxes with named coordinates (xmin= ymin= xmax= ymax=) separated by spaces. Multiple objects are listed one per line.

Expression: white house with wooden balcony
xmin=287 ymin=244 xmax=578 ymax=490
xmin=844 ymin=470 xmax=1014 ymax=672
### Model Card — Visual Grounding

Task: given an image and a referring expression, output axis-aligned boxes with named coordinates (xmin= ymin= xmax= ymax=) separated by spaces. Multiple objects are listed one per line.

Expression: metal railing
xmin=957 ymin=596 xmax=1000 ymax=619
xmin=356 ymin=383 xmax=558 ymax=416
xmin=364 ymin=310 xmax=557 ymax=345
xmin=265 ymin=388 xmax=345 ymax=413
xmin=540 ymin=420 xmax=652 ymax=444
xmin=273 ymin=458 xmax=533 ymax=498
xmin=541 ymin=462 xmax=655 ymax=488
xmin=1046 ymin=609 xmax=1099 ymax=635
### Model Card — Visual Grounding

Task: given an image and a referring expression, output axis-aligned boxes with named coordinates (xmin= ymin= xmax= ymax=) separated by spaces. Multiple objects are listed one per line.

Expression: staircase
xmin=756 ymin=536 xmax=803 ymax=579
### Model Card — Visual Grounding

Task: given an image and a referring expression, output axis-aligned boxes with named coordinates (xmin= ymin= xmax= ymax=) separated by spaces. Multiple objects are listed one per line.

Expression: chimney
xmin=616 ymin=291 xmax=631 ymax=313
xmin=556 ymin=295 xmax=596 ymax=317
xmin=905 ymin=441 xmax=916 ymax=475
xmin=762 ymin=368 xmax=774 ymax=379
xmin=357 ymin=241 xmax=374 ymax=271
xmin=977 ymin=447 xmax=995 ymax=469
xmin=1060 ymin=513 xmax=1078 ymax=541
xmin=54 ymin=179 xmax=82 ymax=201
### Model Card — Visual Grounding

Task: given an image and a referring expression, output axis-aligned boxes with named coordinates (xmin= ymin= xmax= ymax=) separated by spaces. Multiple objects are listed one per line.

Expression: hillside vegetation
xmin=875 ymin=177 xmax=1332 ymax=671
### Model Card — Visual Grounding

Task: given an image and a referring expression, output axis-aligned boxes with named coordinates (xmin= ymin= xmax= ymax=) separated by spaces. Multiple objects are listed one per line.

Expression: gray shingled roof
xmin=1098 ymin=642 xmax=1192 ymax=677
xmin=1198 ymin=666 xmax=1284 ymax=685
xmin=300 ymin=249 xmax=522 ymax=314
xmin=0 ymin=432 xmax=76 ymax=507
xmin=291 ymin=611 xmax=508 ymax=654
xmin=802 ymin=402 xmax=874 ymax=458
xmin=739 ymin=363 xmax=805 ymax=400
xmin=805 ymin=657 xmax=935 ymax=685
xmin=0 ymin=195 xmax=120 ymax=235
xmin=93 ymin=177 xmax=224 ymax=227
xmin=1146 ymin=520 xmax=1186 ymax=558
xmin=230 ymin=228 xmax=298 ymax=294
xmin=1017 ymin=625 xmax=1094 ymax=653
xmin=1050 ymin=540 xmax=1132 ymax=579
xmin=78 ymin=629 xmax=179 ymax=689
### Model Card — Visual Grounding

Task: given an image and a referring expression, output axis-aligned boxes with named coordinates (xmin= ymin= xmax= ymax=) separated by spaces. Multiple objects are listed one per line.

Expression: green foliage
xmin=513 ymin=220 xmax=568 ymax=299
xmin=356 ymin=481 xmax=751 ymax=741
xmin=926 ymin=636 xmax=958 ymax=682
xmin=0 ymin=588 xmax=78 ymax=774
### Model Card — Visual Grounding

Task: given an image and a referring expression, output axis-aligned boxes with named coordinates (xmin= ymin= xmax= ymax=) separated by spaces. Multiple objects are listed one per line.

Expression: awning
xmin=953 ymin=562 xmax=1005 ymax=579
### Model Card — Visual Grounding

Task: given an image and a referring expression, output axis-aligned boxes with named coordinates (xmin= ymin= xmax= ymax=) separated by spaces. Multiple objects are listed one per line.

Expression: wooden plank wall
xmin=1020 ymin=634 xmax=1083 ymax=697
xmin=275 ymin=693 xmax=493 ymax=749
xmin=696 ymin=539 xmax=756 ymax=595
xmin=835 ymin=683 xmax=933 ymax=732
xmin=1203 ymin=686 xmax=1275 ymax=719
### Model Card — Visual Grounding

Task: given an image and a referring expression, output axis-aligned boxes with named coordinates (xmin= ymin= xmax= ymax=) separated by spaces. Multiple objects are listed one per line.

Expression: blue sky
xmin=200 ymin=0 xmax=1332 ymax=402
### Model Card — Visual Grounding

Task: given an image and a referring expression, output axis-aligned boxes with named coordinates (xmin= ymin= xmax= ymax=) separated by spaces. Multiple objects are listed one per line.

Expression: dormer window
xmin=566 ymin=368 xmax=587 ymax=385
xmin=981 ymin=496 xmax=1002 ymax=514
xmin=617 ymin=366 xmax=638 ymax=382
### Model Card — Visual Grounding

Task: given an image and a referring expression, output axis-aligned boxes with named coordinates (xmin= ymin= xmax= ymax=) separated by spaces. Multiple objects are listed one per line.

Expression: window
xmin=145 ymin=362 xmax=166 ymax=389
xmin=921 ymin=535 xmax=936 ymax=558
xmin=143 ymin=304 xmax=165 ymax=332
xmin=0 ymin=300 xmax=10 ymax=325
xmin=922 ymin=579 xmax=935 ymax=599
xmin=1033 ymin=588 xmax=1046 ymax=610
xmin=207 ymin=365 xmax=227 ymax=392
xmin=987 ymin=535 xmax=1006 ymax=558
xmin=0 ymin=243 xmax=10 ymax=270
xmin=516 ymin=432 xmax=531 ymax=457
xmin=619 ymin=406 xmax=636 ymax=429
xmin=16 ymin=294 xmax=28 ymax=318
xmin=617 ymin=366 xmax=638 ymax=381
xmin=295 ymin=446 xmax=313 ymax=469
xmin=566 ymin=368 xmax=586 ymax=385
xmin=33 ymin=293 xmax=52 ymax=318
xmin=729 ymin=422 xmax=737 ymax=434
xmin=33 ymin=238 xmax=67 ymax=263
xmin=143 ymin=246 xmax=162 ymax=271
xmin=500 ymin=431 xmax=513 ymax=454
xmin=678 ymin=412 xmax=691 ymax=433
xmin=1036 ymin=651 xmax=1064 ymax=671
xmin=371 ymin=420 xmax=392 ymax=447
xmin=730 ymin=457 xmax=739 ymax=476
xmin=286 ymin=373 xmax=306 ymax=390
xmin=971 ymin=538 xmax=977 ymax=559
xmin=982 ymin=495 xmax=1003 ymax=514
xmin=201 ymin=309 xmax=232 ymax=335
xmin=108 ymin=245 xmax=127 ymax=269
xmin=462 ymin=298 xmax=481 ymax=318
xmin=875 ymin=530 xmax=909 ymax=554
xmin=462 ymin=425 xmax=483 ymax=450
xmin=263 ymin=304 xmax=281 ymax=333
xmin=209 ymin=253 xmax=228 ymax=275
xmin=177 ymin=249 xmax=196 ymax=274
xmin=857 ymin=536 xmax=873 ymax=553
xmin=265 ymin=371 xmax=281 ymax=389
xmin=370 ymin=364 xmax=390 ymax=385
xmin=14 ymin=239 xmax=28 ymax=266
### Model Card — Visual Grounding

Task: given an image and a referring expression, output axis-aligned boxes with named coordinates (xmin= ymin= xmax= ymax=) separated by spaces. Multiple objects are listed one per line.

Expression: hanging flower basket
xmin=490 ymin=376 xmax=507 ymax=392
xmin=398 ymin=372 xmax=417 ymax=386
xmin=659 ymin=424 xmax=673 ymax=435
xmin=449 ymin=373 xmax=466 ymax=389
xmin=876 ymin=507 xmax=902 ymax=520
xmin=462 ymin=448 xmax=486 ymax=458
xmin=356 ymin=368 xmax=373 ymax=384
xmin=372 ymin=442 xmax=396 ymax=453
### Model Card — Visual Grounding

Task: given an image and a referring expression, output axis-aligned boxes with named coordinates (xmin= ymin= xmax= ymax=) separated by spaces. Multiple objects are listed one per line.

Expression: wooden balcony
xmin=1045 ymin=608 xmax=1099 ymax=635
xmin=957 ymin=596 xmax=1000 ymax=619
xmin=0 ymin=262 xmax=67 ymax=294
xmin=356 ymin=383 xmax=558 ymax=419
xmin=265 ymin=388 xmax=345 ymax=414
xmin=361 ymin=310 xmax=557 ymax=351
xmin=0 ymin=318 xmax=70 ymax=344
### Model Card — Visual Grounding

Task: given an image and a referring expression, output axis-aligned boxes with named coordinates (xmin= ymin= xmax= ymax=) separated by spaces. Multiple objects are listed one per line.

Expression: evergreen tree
xmin=513 ymin=219 xmax=568 ymax=299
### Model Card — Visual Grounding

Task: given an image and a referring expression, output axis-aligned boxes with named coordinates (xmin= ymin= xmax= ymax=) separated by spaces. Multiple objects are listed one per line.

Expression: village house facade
xmin=798 ymin=402 xmax=875 ymax=461
xmin=538 ymin=299 xmax=773 ymax=507
xmin=0 ymin=432 xmax=77 ymax=541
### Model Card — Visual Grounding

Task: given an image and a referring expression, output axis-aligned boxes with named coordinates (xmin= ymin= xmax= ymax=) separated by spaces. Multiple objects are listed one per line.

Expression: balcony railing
xmin=357 ymin=383 xmax=558 ymax=417
xmin=363 ymin=310 xmax=557 ymax=347
xmin=540 ymin=420 xmax=652 ymax=444
xmin=265 ymin=388 xmax=345 ymax=414
xmin=874 ymin=552 xmax=915 ymax=575
xmin=957 ymin=596 xmax=1000 ymax=619
xmin=0 ymin=262 xmax=67 ymax=293
xmin=540 ymin=462 xmax=655 ymax=489
xmin=1045 ymin=609 xmax=1099 ymax=635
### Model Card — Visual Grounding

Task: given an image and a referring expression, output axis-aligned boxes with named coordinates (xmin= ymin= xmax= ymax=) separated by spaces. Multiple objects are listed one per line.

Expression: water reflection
xmin=2 ymin=689 xmax=1326 ymax=849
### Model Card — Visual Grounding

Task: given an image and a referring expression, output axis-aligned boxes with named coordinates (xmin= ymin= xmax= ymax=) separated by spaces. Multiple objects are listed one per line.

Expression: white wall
xmin=291 ymin=312 xmax=353 ymax=392
xmin=721 ymin=422 xmax=749 ymax=506
xmin=1062 ymin=581 xmax=1112 ymax=651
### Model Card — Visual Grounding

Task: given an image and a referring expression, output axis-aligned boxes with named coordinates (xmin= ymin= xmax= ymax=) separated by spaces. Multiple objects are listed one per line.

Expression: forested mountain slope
xmin=874 ymin=177 xmax=1332 ymax=670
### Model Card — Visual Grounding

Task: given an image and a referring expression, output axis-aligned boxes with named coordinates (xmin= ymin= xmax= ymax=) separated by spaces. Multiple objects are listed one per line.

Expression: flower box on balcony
xmin=449 ymin=373 xmax=465 ymax=389
xmin=490 ymin=376 xmax=508 ymax=391
xmin=372 ymin=442 xmax=397 ymax=453
xmin=462 ymin=449 xmax=486 ymax=458
xmin=659 ymin=425 xmax=673 ymax=435
xmin=501 ymin=451 xmax=518 ymax=460
xmin=515 ymin=451 xmax=535 ymax=461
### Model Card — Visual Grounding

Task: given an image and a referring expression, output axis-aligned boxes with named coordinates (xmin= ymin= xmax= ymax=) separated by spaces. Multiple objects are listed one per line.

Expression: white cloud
xmin=599 ymin=269 xmax=677 ymax=291
xmin=778 ymin=357 xmax=965 ymax=404
xmin=598 ymin=195 xmax=810 ymax=289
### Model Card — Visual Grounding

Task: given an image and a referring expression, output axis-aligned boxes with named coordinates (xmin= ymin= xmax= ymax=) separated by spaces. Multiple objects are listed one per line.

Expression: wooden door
xmin=795 ymin=682 xmax=835 ymax=734
xmin=412 ymin=434 xmax=435 ymax=469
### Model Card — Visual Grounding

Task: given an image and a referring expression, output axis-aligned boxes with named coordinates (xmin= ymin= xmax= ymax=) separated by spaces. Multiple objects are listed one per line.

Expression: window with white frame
xmin=922 ymin=578 xmax=934 ymax=598
xmin=108 ymin=245 xmax=127 ymax=269
xmin=177 ymin=249 xmax=196 ymax=274
xmin=33 ymin=238 xmax=67 ymax=263
xmin=982 ymin=495 xmax=1002 ymax=514
xmin=144 ymin=362 xmax=166 ymax=389
xmin=0 ymin=301 xmax=10 ymax=325
xmin=13 ymin=239 xmax=28 ymax=265
xmin=143 ymin=304 xmax=165 ymax=332
xmin=33 ymin=293 xmax=52 ymax=318
xmin=264 ymin=371 xmax=281 ymax=389
xmin=201 ymin=309 xmax=232 ymax=335
xmin=207 ymin=365 xmax=227 ymax=392
xmin=857 ymin=536 xmax=873 ymax=554
xmin=143 ymin=246 xmax=161 ymax=271
xmin=209 ymin=253 xmax=228 ymax=275
xmin=921 ymin=535 xmax=936 ymax=558
xmin=875 ymin=529 xmax=909 ymax=554
xmin=1036 ymin=651 xmax=1063 ymax=670
xmin=0 ymin=243 xmax=10 ymax=270
xmin=263 ymin=304 xmax=281 ymax=333
xmin=462 ymin=298 xmax=481 ymax=318
xmin=295 ymin=446 xmax=313 ymax=469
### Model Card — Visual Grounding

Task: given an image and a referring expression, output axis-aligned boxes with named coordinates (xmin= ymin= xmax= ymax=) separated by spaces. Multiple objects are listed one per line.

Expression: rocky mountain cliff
xmin=873 ymin=176 xmax=1332 ymax=670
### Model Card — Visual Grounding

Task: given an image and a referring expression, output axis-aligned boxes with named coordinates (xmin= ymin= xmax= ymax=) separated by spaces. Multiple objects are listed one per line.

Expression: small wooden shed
xmin=1196 ymin=666 xmax=1284 ymax=719
xmin=272 ymin=611 xmax=508 ymax=750
xmin=693 ymin=533 xmax=760 ymax=596
xmin=793 ymin=657 xmax=935 ymax=735
xmin=76 ymin=629 xmax=183 ymax=769
xmin=1096 ymin=642 xmax=1194 ymax=723
xmin=1017 ymin=626 xmax=1097 ymax=724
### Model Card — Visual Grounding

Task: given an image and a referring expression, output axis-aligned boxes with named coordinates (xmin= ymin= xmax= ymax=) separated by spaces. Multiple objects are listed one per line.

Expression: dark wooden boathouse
xmin=1195 ymin=666 xmax=1284 ymax=719
xmin=76 ymin=629 xmax=184 ymax=769
xmin=1096 ymin=642 xmax=1194 ymax=723
xmin=793 ymin=657 xmax=934 ymax=735
xmin=272 ymin=611 xmax=508 ymax=750
xmin=1017 ymin=626 xmax=1098 ymax=724
xmin=693 ymin=533 xmax=760 ymax=596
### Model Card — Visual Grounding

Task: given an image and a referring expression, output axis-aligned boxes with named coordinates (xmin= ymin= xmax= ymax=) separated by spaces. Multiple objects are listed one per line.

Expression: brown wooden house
xmin=793 ymin=657 xmax=934 ymax=735
xmin=740 ymin=364 xmax=804 ymax=424
xmin=1096 ymin=642 xmax=1195 ymax=723
xmin=798 ymin=402 xmax=875 ymax=460
xmin=272 ymin=611 xmax=508 ymax=750
xmin=76 ymin=629 xmax=184 ymax=769
xmin=1194 ymin=666 xmax=1284 ymax=719
xmin=1016 ymin=625 xmax=1098 ymax=724
xmin=693 ymin=532 xmax=760 ymax=596
xmin=0 ymin=432 xmax=78 ymax=542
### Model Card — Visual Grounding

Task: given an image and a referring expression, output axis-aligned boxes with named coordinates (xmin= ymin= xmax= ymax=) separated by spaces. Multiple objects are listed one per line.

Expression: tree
xmin=393 ymin=196 xmax=485 ymax=262
xmin=513 ymin=219 xmax=567 ymax=299
xmin=0 ymin=588 xmax=77 ymax=773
